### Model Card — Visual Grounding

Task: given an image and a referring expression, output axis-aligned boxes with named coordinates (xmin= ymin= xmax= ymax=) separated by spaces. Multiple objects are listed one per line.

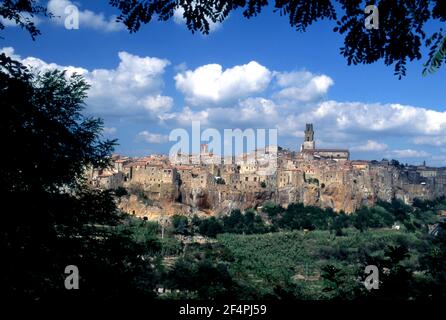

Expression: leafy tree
xmin=320 ymin=264 xmax=361 ymax=300
xmin=171 ymin=214 xmax=190 ymax=235
xmin=389 ymin=199 xmax=413 ymax=222
xmin=0 ymin=0 xmax=48 ymax=40
xmin=222 ymin=209 xmax=245 ymax=233
xmin=220 ymin=209 xmax=269 ymax=234
xmin=3 ymin=1 xmax=446 ymax=76
xmin=277 ymin=203 xmax=335 ymax=230
xmin=0 ymin=54 xmax=157 ymax=300
xmin=262 ymin=202 xmax=284 ymax=218
xmin=108 ymin=0 xmax=446 ymax=77
xmin=423 ymin=30 xmax=446 ymax=75
xmin=330 ymin=211 xmax=350 ymax=236
xmin=191 ymin=214 xmax=202 ymax=233
xmin=368 ymin=244 xmax=414 ymax=300
xmin=195 ymin=259 xmax=235 ymax=299
xmin=165 ymin=257 xmax=237 ymax=299
xmin=353 ymin=207 xmax=370 ymax=232
xmin=114 ymin=186 xmax=129 ymax=197
xmin=164 ymin=258 xmax=196 ymax=291
xmin=352 ymin=206 xmax=394 ymax=231
xmin=198 ymin=216 xmax=224 ymax=237
xmin=117 ymin=217 xmax=161 ymax=251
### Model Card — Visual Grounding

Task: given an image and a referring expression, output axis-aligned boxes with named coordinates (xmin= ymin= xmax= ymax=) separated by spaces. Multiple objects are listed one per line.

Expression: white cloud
xmin=413 ymin=136 xmax=446 ymax=146
xmin=387 ymin=149 xmax=430 ymax=158
xmin=47 ymin=0 xmax=123 ymax=32
xmin=86 ymin=52 xmax=171 ymax=117
xmin=163 ymin=93 xmax=446 ymax=158
xmin=161 ymin=106 xmax=210 ymax=126
xmin=138 ymin=131 xmax=169 ymax=144
xmin=162 ymin=97 xmax=278 ymax=129
xmin=1 ymin=47 xmax=88 ymax=76
xmin=352 ymin=140 xmax=388 ymax=152
xmin=274 ymin=71 xmax=334 ymax=102
xmin=0 ymin=47 xmax=20 ymax=60
xmin=4 ymin=46 xmax=446 ymax=163
xmin=2 ymin=47 xmax=173 ymax=119
xmin=137 ymin=95 xmax=173 ymax=113
xmin=23 ymin=56 xmax=88 ymax=77
xmin=0 ymin=17 xmax=17 ymax=27
xmin=175 ymin=61 xmax=272 ymax=105
xmin=312 ymin=101 xmax=446 ymax=135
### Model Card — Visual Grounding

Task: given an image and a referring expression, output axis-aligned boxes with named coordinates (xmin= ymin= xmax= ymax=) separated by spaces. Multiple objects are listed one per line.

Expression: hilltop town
xmin=86 ymin=124 xmax=446 ymax=219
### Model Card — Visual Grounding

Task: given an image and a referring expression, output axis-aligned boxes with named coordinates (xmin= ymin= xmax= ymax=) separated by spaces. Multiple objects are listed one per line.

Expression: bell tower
xmin=301 ymin=123 xmax=315 ymax=151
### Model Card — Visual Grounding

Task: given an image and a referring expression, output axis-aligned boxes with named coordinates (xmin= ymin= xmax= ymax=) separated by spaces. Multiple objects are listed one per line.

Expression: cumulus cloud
xmin=312 ymin=101 xmax=446 ymax=136
xmin=138 ymin=131 xmax=169 ymax=144
xmin=413 ymin=136 xmax=446 ymax=146
xmin=137 ymin=95 xmax=174 ymax=114
xmin=3 ymin=46 xmax=445 ymax=164
xmin=2 ymin=47 xmax=173 ymax=119
xmin=47 ymin=0 xmax=123 ymax=32
xmin=175 ymin=61 xmax=272 ymax=105
xmin=274 ymin=71 xmax=334 ymax=102
xmin=387 ymin=149 xmax=430 ymax=158
xmin=352 ymin=140 xmax=388 ymax=152
xmin=0 ymin=47 xmax=20 ymax=60
xmin=163 ymin=93 xmax=446 ymax=161
xmin=1 ymin=47 xmax=88 ymax=77
xmin=85 ymin=51 xmax=171 ymax=117
xmin=162 ymin=97 xmax=279 ymax=129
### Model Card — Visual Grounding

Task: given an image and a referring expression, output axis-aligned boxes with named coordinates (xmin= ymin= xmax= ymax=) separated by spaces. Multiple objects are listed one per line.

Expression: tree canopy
xmin=1 ymin=1 xmax=445 ymax=76
xmin=0 ymin=53 xmax=159 ymax=301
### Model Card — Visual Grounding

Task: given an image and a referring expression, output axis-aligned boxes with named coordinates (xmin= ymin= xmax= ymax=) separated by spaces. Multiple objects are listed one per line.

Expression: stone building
xmin=300 ymin=123 xmax=350 ymax=161
xmin=87 ymin=122 xmax=446 ymax=215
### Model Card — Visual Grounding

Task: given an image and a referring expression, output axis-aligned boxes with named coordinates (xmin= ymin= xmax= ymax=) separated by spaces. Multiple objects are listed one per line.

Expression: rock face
xmin=179 ymin=186 xmax=275 ymax=214
xmin=172 ymin=162 xmax=446 ymax=214
xmin=113 ymin=156 xmax=446 ymax=217
xmin=117 ymin=195 xmax=210 ymax=220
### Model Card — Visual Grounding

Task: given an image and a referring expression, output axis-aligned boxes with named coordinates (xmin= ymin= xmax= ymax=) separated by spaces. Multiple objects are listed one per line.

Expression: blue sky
xmin=2 ymin=0 xmax=446 ymax=165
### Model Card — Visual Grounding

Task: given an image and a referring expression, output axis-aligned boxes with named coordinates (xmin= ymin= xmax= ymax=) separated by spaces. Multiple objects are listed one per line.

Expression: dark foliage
xmin=108 ymin=0 xmax=446 ymax=76
xmin=171 ymin=214 xmax=189 ymax=235
xmin=0 ymin=54 xmax=157 ymax=300
xmin=0 ymin=0 xmax=48 ymax=40
xmin=164 ymin=257 xmax=238 ymax=299
xmin=2 ymin=1 xmax=446 ymax=75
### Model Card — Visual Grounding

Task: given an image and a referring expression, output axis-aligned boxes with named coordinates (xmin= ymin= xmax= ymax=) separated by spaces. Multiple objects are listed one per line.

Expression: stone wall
xmin=107 ymin=155 xmax=446 ymax=215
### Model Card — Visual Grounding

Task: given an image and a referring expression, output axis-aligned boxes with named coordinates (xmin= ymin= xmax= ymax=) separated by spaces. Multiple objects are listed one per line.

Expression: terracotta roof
xmin=313 ymin=149 xmax=349 ymax=153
